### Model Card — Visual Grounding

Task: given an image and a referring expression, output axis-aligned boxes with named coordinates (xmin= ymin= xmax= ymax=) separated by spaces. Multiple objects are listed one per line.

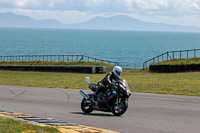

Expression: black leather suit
xmin=96 ymin=72 xmax=119 ymax=95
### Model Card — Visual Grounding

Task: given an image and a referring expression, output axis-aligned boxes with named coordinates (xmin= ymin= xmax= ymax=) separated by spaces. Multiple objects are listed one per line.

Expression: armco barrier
xmin=0 ymin=65 xmax=106 ymax=74
xmin=149 ymin=64 xmax=200 ymax=73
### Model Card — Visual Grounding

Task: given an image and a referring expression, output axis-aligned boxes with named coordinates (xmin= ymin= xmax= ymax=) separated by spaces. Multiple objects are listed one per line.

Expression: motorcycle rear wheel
xmin=111 ymin=99 xmax=128 ymax=116
xmin=81 ymin=98 xmax=94 ymax=113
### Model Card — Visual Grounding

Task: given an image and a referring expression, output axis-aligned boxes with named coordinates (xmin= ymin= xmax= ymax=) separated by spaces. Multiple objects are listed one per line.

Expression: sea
xmin=0 ymin=27 xmax=200 ymax=68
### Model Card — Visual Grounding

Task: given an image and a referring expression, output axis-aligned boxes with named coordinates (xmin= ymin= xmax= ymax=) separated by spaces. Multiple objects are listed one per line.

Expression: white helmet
xmin=113 ymin=66 xmax=122 ymax=79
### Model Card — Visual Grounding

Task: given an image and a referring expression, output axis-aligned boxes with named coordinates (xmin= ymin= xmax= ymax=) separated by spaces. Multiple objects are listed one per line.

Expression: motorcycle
xmin=80 ymin=78 xmax=131 ymax=116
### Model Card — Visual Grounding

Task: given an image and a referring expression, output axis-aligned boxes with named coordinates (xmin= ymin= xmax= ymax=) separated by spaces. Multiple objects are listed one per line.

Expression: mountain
xmin=0 ymin=12 xmax=63 ymax=28
xmin=67 ymin=15 xmax=200 ymax=32
xmin=0 ymin=12 xmax=200 ymax=32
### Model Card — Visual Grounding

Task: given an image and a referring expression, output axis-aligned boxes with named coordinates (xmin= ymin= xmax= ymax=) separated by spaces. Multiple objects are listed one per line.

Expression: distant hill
xmin=0 ymin=12 xmax=62 ymax=28
xmin=0 ymin=12 xmax=200 ymax=32
xmin=67 ymin=15 xmax=200 ymax=32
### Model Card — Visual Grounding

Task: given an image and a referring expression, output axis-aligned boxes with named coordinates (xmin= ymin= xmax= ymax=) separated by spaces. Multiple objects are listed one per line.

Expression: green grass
xmin=151 ymin=57 xmax=200 ymax=65
xmin=0 ymin=70 xmax=200 ymax=96
xmin=124 ymin=70 xmax=200 ymax=96
xmin=0 ymin=117 xmax=59 ymax=133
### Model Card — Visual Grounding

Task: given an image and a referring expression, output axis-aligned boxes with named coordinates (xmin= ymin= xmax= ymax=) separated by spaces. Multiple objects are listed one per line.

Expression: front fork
xmin=114 ymin=96 xmax=122 ymax=111
xmin=115 ymin=96 xmax=121 ymax=105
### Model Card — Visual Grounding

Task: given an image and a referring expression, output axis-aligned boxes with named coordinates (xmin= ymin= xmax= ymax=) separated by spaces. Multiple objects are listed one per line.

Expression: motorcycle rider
xmin=95 ymin=66 xmax=122 ymax=105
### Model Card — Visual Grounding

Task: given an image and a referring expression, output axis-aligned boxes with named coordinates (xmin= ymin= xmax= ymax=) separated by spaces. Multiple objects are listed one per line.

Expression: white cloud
xmin=189 ymin=3 xmax=200 ymax=10
xmin=16 ymin=0 xmax=27 ymax=7
xmin=48 ymin=2 xmax=54 ymax=8
xmin=131 ymin=0 xmax=168 ymax=10
xmin=0 ymin=0 xmax=200 ymax=27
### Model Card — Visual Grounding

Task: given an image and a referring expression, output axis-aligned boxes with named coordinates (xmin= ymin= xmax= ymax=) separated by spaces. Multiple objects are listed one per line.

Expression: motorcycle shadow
xmin=71 ymin=112 xmax=115 ymax=117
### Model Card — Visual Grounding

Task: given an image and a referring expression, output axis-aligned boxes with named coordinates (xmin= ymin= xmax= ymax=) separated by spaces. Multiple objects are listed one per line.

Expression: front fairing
xmin=119 ymin=80 xmax=131 ymax=97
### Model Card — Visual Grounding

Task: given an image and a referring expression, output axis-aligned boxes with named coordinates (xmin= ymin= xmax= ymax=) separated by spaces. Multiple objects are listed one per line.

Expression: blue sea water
xmin=0 ymin=27 xmax=200 ymax=68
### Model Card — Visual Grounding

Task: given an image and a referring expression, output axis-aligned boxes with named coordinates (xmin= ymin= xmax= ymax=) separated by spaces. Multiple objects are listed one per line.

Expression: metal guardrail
xmin=143 ymin=49 xmax=200 ymax=69
xmin=0 ymin=55 xmax=119 ymax=66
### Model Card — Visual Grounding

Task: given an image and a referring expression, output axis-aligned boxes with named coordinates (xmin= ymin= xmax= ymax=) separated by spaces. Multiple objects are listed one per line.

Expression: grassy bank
xmin=151 ymin=57 xmax=200 ymax=65
xmin=0 ymin=117 xmax=59 ymax=133
xmin=0 ymin=70 xmax=200 ymax=96
xmin=0 ymin=61 xmax=113 ymax=72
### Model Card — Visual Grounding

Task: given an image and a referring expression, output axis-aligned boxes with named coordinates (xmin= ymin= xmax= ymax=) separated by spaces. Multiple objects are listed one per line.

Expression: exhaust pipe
xmin=80 ymin=90 xmax=89 ymax=100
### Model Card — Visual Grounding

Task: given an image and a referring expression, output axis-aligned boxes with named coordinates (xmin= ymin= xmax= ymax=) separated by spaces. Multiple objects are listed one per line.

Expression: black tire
xmin=81 ymin=98 xmax=94 ymax=113
xmin=111 ymin=98 xmax=128 ymax=116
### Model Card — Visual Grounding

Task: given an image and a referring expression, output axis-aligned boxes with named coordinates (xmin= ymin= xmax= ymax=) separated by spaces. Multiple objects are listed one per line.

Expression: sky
xmin=0 ymin=0 xmax=200 ymax=27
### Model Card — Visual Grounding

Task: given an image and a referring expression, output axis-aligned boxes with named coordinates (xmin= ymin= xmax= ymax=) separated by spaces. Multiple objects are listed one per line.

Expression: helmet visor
xmin=116 ymin=70 xmax=121 ymax=76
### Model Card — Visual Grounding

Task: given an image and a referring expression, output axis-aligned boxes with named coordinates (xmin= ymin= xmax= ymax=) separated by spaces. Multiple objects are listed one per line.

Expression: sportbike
xmin=80 ymin=79 xmax=131 ymax=116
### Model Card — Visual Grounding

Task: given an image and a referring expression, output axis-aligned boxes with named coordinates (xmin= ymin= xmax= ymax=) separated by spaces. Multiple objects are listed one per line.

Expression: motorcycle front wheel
xmin=111 ymin=98 xmax=128 ymax=116
xmin=81 ymin=98 xmax=94 ymax=113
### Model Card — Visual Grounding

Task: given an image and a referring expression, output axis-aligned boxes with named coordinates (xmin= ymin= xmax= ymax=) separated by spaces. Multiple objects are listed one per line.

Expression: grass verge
xmin=151 ymin=57 xmax=200 ymax=65
xmin=0 ymin=61 xmax=113 ymax=72
xmin=0 ymin=70 xmax=200 ymax=96
xmin=0 ymin=117 xmax=59 ymax=133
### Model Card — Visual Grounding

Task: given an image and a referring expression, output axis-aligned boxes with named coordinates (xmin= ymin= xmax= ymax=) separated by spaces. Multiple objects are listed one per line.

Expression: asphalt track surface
xmin=0 ymin=85 xmax=200 ymax=133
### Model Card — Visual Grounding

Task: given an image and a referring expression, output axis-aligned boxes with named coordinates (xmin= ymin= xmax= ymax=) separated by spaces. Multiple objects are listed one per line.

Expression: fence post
xmin=173 ymin=51 xmax=174 ymax=59
xmin=194 ymin=50 xmax=196 ymax=58
xmin=167 ymin=52 xmax=169 ymax=61
xmin=180 ymin=51 xmax=182 ymax=59
xmin=143 ymin=62 xmax=145 ymax=69
xmin=81 ymin=55 xmax=84 ymax=62
xmin=187 ymin=50 xmax=189 ymax=59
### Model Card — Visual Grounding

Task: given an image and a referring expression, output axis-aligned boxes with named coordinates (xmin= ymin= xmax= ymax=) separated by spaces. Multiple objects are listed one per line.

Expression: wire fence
xmin=118 ymin=62 xmax=142 ymax=70
xmin=0 ymin=54 xmax=119 ymax=66
xmin=143 ymin=49 xmax=200 ymax=69
xmin=0 ymin=55 xmax=145 ymax=69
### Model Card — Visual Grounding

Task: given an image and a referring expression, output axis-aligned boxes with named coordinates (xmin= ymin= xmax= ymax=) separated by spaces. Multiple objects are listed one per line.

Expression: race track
xmin=0 ymin=85 xmax=200 ymax=133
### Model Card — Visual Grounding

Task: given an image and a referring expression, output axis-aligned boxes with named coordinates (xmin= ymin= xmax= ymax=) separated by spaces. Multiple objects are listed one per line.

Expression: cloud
xmin=130 ymin=0 xmax=168 ymax=10
xmin=48 ymin=2 xmax=54 ymax=8
xmin=0 ymin=0 xmax=199 ymax=13
xmin=0 ymin=0 xmax=200 ymax=27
